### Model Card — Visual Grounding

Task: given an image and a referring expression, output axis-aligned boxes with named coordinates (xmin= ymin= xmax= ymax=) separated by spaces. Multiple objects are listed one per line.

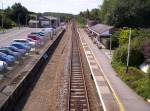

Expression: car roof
xmin=13 ymin=39 xmax=27 ymax=41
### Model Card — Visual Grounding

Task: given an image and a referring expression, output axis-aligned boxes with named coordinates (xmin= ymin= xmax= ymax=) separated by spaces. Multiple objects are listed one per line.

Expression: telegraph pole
xmin=1 ymin=2 xmax=4 ymax=33
xmin=26 ymin=15 xmax=28 ymax=26
xmin=18 ymin=13 xmax=21 ymax=29
xmin=36 ymin=15 xmax=38 ymax=28
xmin=126 ymin=28 xmax=132 ymax=73
xmin=110 ymin=35 xmax=112 ymax=55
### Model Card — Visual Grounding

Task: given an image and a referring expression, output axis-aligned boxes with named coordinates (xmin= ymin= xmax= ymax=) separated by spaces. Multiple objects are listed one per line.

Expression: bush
xmin=3 ymin=16 xmax=15 ymax=29
xmin=113 ymin=44 xmax=144 ymax=66
xmin=112 ymin=63 xmax=150 ymax=99
xmin=118 ymin=29 xmax=130 ymax=46
xmin=0 ymin=15 xmax=16 ymax=29
xmin=101 ymin=38 xmax=119 ymax=49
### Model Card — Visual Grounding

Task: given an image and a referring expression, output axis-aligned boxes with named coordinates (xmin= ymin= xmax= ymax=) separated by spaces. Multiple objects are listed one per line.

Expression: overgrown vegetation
xmin=112 ymin=63 xmax=150 ymax=99
xmin=112 ymin=28 xmax=150 ymax=99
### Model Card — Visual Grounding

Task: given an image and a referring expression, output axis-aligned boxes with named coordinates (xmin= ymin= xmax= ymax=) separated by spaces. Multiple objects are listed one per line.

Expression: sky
xmin=0 ymin=0 xmax=103 ymax=14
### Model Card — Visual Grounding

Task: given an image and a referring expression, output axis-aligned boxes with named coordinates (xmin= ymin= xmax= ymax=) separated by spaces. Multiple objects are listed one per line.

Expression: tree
xmin=89 ymin=8 xmax=100 ymax=21
xmin=141 ymin=41 xmax=150 ymax=63
xmin=6 ymin=3 xmax=29 ymax=25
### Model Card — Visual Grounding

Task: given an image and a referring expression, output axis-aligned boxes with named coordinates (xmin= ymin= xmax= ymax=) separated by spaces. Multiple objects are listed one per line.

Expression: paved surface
xmin=78 ymin=28 xmax=150 ymax=111
xmin=79 ymin=34 xmax=120 ymax=111
xmin=0 ymin=27 xmax=41 ymax=47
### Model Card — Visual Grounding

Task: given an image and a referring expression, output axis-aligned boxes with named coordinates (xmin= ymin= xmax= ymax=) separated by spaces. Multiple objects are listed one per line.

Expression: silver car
xmin=0 ymin=61 xmax=7 ymax=72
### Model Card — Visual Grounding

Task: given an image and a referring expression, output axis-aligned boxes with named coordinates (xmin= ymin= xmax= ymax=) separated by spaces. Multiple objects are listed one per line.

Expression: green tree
xmin=6 ymin=3 xmax=29 ymax=25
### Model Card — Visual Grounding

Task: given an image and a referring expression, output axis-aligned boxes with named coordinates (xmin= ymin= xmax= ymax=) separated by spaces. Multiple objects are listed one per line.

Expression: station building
xmin=87 ymin=23 xmax=116 ymax=49
xmin=29 ymin=15 xmax=60 ymax=28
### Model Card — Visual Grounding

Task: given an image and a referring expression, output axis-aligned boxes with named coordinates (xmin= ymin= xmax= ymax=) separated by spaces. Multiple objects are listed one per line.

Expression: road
xmin=0 ymin=27 xmax=41 ymax=47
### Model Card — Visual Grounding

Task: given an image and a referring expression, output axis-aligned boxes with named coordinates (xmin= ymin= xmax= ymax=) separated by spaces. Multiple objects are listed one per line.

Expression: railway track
xmin=68 ymin=22 xmax=90 ymax=111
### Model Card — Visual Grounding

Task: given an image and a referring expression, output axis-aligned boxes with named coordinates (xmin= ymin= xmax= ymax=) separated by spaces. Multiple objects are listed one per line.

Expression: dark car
xmin=0 ymin=52 xmax=16 ymax=66
xmin=10 ymin=43 xmax=31 ymax=53
xmin=7 ymin=46 xmax=26 ymax=56
xmin=0 ymin=48 xmax=22 ymax=60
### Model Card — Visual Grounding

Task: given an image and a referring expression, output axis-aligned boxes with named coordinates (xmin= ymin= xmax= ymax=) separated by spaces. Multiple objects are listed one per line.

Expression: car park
xmin=0 ymin=52 xmax=16 ymax=66
xmin=0 ymin=48 xmax=21 ymax=60
xmin=0 ymin=61 xmax=7 ymax=72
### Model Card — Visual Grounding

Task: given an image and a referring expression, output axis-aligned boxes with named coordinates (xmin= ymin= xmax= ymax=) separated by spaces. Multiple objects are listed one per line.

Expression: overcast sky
xmin=1 ymin=0 xmax=103 ymax=14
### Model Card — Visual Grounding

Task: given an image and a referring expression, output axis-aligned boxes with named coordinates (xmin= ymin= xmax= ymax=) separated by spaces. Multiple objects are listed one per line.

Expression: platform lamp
xmin=1 ymin=2 xmax=4 ymax=33
xmin=18 ymin=13 xmax=21 ymax=29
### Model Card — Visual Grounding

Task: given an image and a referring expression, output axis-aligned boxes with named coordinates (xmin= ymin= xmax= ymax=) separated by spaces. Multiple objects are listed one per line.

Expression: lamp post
xmin=1 ymin=2 xmax=4 ymax=33
xmin=126 ymin=28 xmax=132 ymax=73
xmin=26 ymin=15 xmax=28 ymax=27
xmin=18 ymin=13 xmax=21 ymax=29
xmin=36 ymin=15 xmax=38 ymax=28
xmin=110 ymin=35 xmax=112 ymax=55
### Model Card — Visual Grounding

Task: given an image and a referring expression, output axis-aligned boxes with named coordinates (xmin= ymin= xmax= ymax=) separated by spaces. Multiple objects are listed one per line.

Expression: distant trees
xmin=79 ymin=9 xmax=100 ymax=20
xmin=5 ymin=3 xmax=29 ymax=25
xmin=77 ymin=0 xmax=150 ymax=28
xmin=100 ymin=0 xmax=150 ymax=28
xmin=0 ymin=3 xmax=30 ymax=28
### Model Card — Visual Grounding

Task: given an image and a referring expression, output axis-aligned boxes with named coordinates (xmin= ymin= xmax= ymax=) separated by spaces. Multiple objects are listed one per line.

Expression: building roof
xmin=29 ymin=20 xmax=39 ymax=24
xmin=44 ymin=16 xmax=58 ymax=20
xmin=87 ymin=20 xmax=99 ymax=27
xmin=89 ymin=24 xmax=113 ymax=35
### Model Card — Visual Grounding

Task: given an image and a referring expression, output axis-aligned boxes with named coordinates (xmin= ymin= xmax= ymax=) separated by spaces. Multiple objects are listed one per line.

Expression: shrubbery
xmin=112 ymin=28 xmax=150 ymax=99
xmin=112 ymin=28 xmax=150 ymax=67
xmin=3 ymin=16 xmax=16 ymax=29
xmin=113 ymin=44 xmax=144 ymax=66
xmin=112 ymin=63 xmax=150 ymax=99
xmin=101 ymin=38 xmax=119 ymax=49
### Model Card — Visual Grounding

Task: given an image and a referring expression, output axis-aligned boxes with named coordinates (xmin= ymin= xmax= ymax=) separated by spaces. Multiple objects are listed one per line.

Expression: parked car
xmin=27 ymin=38 xmax=40 ymax=48
xmin=41 ymin=28 xmax=53 ymax=37
xmin=30 ymin=32 xmax=48 ymax=41
xmin=0 ymin=48 xmax=21 ymax=60
xmin=12 ymin=39 xmax=36 ymax=48
xmin=28 ymin=34 xmax=44 ymax=45
xmin=7 ymin=46 xmax=26 ymax=56
xmin=0 ymin=52 xmax=16 ymax=66
xmin=0 ymin=61 xmax=7 ymax=71
xmin=10 ymin=43 xmax=31 ymax=53
xmin=30 ymin=32 xmax=46 ymax=39
xmin=31 ymin=32 xmax=45 ymax=36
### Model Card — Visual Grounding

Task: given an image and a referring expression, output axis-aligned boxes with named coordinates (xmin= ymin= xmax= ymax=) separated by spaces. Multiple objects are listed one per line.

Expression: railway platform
xmin=77 ymin=28 xmax=150 ymax=111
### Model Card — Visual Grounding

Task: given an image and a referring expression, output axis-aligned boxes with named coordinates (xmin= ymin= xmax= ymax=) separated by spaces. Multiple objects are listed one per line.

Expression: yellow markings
xmin=77 ymin=29 xmax=126 ymax=111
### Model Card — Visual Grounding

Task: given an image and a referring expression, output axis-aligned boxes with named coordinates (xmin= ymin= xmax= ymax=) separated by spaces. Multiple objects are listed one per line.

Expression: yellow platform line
xmin=77 ymin=29 xmax=126 ymax=111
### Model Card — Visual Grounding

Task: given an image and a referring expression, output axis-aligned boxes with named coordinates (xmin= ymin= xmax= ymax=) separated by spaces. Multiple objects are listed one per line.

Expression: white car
xmin=13 ymin=39 xmax=36 ymax=48
xmin=41 ymin=28 xmax=54 ymax=36
xmin=0 ymin=61 xmax=7 ymax=71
